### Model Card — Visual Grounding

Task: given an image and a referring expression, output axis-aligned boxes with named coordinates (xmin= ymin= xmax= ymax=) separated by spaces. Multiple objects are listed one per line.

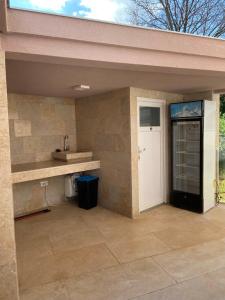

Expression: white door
xmin=138 ymin=99 xmax=165 ymax=212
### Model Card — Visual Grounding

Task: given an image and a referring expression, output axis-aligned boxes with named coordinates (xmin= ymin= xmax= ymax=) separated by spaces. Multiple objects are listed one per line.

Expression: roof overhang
xmin=1 ymin=1 xmax=225 ymax=97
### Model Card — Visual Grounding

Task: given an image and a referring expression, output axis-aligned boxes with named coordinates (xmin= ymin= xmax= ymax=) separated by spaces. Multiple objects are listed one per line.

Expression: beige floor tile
xmin=20 ymin=281 xmax=70 ymax=300
xmin=96 ymin=207 xmax=195 ymax=245
xmin=18 ymin=243 xmax=118 ymax=291
xmin=54 ymin=243 xmax=118 ymax=280
xmin=81 ymin=207 xmax=131 ymax=230
xmin=153 ymin=225 xmax=225 ymax=249
xmin=134 ymin=276 xmax=225 ymax=300
xmin=122 ymin=258 xmax=175 ymax=298
xmin=206 ymin=266 xmax=225 ymax=286
xmin=15 ymin=215 xmax=89 ymax=242
xmin=98 ymin=214 xmax=178 ymax=243
xmin=64 ymin=257 xmax=174 ymax=300
xmin=18 ymin=252 xmax=59 ymax=291
xmin=203 ymin=205 xmax=225 ymax=228
xmin=169 ymin=213 xmax=223 ymax=231
xmin=16 ymin=235 xmax=53 ymax=261
xmin=107 ymin=234 xmax=170 ymax=263
xmin=64 ymin=265 xmax=131 ymax=300
xmin=15 ymin=203 xmax=225 ymax=299
xmin=140 ymin=204 xmax=189 ymax=220
xmin=50 ymin=228 xmax=105 ymax=254
xmin=98 ymin=221 xmax=152 ymax=243
xmin=153 ymin=239 xmax=225 ymax=282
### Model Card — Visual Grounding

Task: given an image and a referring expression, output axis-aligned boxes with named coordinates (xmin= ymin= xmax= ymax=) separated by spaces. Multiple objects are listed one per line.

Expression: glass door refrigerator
xmin=170 ymin=100 xmax=217 ymax=213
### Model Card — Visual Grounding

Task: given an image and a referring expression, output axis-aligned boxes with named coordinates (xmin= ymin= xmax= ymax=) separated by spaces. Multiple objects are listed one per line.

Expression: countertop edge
xmin=11 ymin=160 xmax=101 ymax=184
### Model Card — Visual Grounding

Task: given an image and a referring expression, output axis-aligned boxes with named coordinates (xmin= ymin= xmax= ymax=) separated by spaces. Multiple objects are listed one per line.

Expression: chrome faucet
xmin=64 ymin=135 xmax=70 ymax=151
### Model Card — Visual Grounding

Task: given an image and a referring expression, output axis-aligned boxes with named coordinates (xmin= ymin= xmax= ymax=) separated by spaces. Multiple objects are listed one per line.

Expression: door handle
xmin=138 ymin=148 xmax=146 ymax=154
xmin=138 ymin=147 xmax=146 ymax=160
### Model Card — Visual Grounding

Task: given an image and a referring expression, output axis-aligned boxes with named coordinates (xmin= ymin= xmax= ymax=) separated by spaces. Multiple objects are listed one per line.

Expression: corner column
xmin=0 ymin=51 xmax=19 ymax=299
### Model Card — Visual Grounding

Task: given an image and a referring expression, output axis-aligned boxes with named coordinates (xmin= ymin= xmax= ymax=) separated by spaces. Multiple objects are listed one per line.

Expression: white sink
xmin=52 ymin=151 xmax=93 ymax=162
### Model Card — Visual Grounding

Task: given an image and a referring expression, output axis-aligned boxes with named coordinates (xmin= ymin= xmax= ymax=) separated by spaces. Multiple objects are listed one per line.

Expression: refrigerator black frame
xmin=170 ymin=117 xmax=204 ymax=213
xmin=170 ymin=100 xmax=204 ymax=120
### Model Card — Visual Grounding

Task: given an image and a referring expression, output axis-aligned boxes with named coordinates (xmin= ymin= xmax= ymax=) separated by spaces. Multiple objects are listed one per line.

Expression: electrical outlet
xmin=40 ymin=181 xmax=49 ymax=188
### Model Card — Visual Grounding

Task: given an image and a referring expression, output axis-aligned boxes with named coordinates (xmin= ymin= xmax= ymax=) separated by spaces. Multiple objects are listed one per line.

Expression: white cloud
xmin=28 ymin=0 xmax=69 ymax=11
xmin=78 ymin=0 xmax=124 ymax=22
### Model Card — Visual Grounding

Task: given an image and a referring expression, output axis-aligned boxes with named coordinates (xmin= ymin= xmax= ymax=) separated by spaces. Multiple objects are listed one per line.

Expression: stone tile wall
xmin=13 ymin=176 xmax=66 ymax=217
xmin=8 ymin=94 xmax=77 ymax=164
xmin=76 ymin=88 xmax=132 ymax=217
xmin=8 ymin=94 xmax=77 ymax=216
xmin=0 ymin=53 xmax=19 ymax=299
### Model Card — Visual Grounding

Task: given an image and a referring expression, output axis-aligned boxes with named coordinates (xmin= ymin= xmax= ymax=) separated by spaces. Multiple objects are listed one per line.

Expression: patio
xmin=1 ymin=3 xmax=225 ymax=299
xmin=16 ymin=202 xmax=225 ymax=300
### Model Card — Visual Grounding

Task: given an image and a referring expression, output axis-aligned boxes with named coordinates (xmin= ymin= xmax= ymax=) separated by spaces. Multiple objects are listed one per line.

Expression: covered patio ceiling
xmin=5 ymin=59 xmax=225 ymax=98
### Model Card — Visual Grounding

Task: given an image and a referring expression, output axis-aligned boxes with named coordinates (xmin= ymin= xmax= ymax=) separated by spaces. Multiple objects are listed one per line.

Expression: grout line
xmin=104 ymin=242 xmax=122 ymax=265
xmin=127 ymin=264 xmax=225 ymax=300
xmin=151 ymin=255 xmax=179 ymax=283
xmin=127 ymin=282 xmax=177 ymax=300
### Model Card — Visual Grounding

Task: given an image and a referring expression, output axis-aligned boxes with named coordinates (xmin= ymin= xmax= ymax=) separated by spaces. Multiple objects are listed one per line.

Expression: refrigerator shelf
xmin=176 ymin=151 xmax=199 ymax=155
xmin=175 ymin=175 xmax=200 ymax=181
xmin=175 ymin=164 xmax=199 ymax=168
xmin=176 ymin=140 xmax=200 ymax=143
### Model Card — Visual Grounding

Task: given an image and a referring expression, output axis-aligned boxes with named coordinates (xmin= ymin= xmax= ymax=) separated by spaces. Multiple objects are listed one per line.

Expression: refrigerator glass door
xmin=173 ymin=121 xmax=201 ymax=195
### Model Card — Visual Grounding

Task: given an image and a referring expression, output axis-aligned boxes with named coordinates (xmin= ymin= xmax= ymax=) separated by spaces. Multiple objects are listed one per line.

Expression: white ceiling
xmin=6 ymin=59 xmax=225 ymax=98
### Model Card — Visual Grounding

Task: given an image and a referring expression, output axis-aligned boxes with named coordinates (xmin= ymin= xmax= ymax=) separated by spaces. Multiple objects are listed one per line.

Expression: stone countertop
xmin=11 ymin=159 xmax=100 ymax=184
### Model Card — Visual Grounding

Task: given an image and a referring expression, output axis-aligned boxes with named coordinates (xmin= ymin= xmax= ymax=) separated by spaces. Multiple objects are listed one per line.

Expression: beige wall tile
xmin=76 ymin=88 xmax=132 ymax=217
xmin=0 ymin=118 xmax=9 ymax=136
xmin=14 ymin=120 xmax=32 ymax=137
xmin=9 ymin=94 xmax=77 ymax=165
xmin=40 ymin=103 xmax=56 ymax=120
xmin=13 ymin=176 xmax=66 ymax=216
xmin=8 ymin=93 xmax=77 ymax=216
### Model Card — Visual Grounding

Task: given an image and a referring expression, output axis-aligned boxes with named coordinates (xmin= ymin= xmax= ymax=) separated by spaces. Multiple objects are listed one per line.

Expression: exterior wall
xmin=8 ymin=94 xmax=77 ymax=216
xmin=76 ymin=88 xmax=132 ymax=217
xmin=0 ymin=53 xmax=19 ymax=299
xmin=130 ymin=88 xmax=184 ymax=218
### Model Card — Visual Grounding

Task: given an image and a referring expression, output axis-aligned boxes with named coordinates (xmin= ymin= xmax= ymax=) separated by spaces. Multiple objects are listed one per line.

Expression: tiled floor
xmin=15 ymin=202 xmax=225 ymax=300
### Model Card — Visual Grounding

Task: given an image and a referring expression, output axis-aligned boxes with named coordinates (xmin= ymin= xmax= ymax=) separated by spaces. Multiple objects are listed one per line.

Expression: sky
xmin=9 ymin=0 xmax=129 ymax=23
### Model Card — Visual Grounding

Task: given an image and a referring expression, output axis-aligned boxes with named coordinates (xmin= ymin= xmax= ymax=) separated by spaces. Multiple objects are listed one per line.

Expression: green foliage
xmin=219 ymin=95 xmax=225 ymax=179
xmin=220 ymin=94 xmax=225 ymax=116
xmin=220 ymin=114 xmax=225 ymax=135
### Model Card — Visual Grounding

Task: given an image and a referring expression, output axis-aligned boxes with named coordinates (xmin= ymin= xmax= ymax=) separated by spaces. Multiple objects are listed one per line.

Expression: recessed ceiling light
xmin=72 ymin=85 xmax=90 ymax=91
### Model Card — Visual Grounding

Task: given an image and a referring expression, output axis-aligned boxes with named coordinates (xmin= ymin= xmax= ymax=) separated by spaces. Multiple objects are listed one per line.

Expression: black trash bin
xmin=76 ymin=175 xmax=99 ymax=209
